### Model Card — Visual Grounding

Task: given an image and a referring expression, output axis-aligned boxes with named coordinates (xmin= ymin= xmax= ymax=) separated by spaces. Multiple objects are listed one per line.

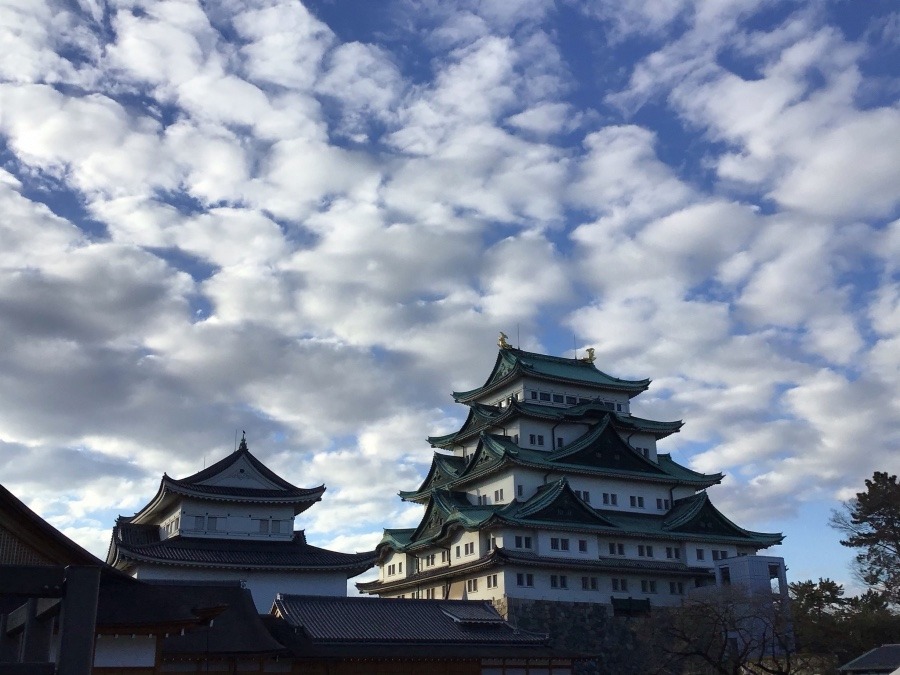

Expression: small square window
xmin=578 ymin=539 xmax=587 ymax=552
xmin=537 ymin=435 xmax=545 ymax=446
xmin=530 ymin=391 xmax=538 ymax=400
xmin=552 ymin=394 xmax=564 ymax=403
xmin=566 ymin=396 xmax=577 ymax=404
xmin=697 ymin=548 xmax=705 ymax=561
xmin=540 ymin=392 xmax=551 ymax=401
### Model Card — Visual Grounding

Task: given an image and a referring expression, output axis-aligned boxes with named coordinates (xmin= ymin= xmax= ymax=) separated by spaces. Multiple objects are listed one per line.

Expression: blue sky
xmin=1 ymin=0 xmax=898 ymax=594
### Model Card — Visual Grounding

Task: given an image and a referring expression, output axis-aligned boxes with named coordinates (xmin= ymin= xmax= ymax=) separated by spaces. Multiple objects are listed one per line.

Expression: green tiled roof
xmin=409 ymin=420 xmax=720 ymax=503
xmin=381 ymin=479 xmax=781 ymax=555
xmin=452 ymin=348 xmax=650 ymax=403
xmin=428 ymin=402 xmax=682 ymax=449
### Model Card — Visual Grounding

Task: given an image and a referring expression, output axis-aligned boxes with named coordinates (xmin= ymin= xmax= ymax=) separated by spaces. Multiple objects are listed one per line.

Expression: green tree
xmin=830 ymin=471 xmax=900 ymax=603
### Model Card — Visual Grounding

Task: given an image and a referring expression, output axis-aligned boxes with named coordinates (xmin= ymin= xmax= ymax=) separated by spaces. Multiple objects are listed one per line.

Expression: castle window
xmin=552 ymin=394 xmax=564 ymax=403
xmin=464 ymin=542 xmax=475 ymax=555
xmin=494 ymin=489 xmax=503 ymax=502
xmin=486 ymin=574 xmax=498 ymax=588
xmin=530 ymin=391 xmax=538 ymax=400
xmin=602 ymin=493 xmax=618 ymax=506
xmin=608 ymin=542 xmax=625 ymax=556
xmin=258 ymin=519 xmax=269 ymax=534
xmin=207 ymin=516 xmax=219 ymax=531
xmin=582 ymin=576 xmax=598 ymax=590
xmin=669 ymin=581 xmax=685 ymax=595
xmin=641 ymin=580 xmax=657 ymax=594
xmin=666 ymin=546 xmax=681 ymax=559
xmin=467 ymin=579 xmax=478 ymax=592
xmin=576 ymin=490 xmax=591 ymax=503
xmin=696 ymin=548 xmax=705 ymax=561
xmin=578 ymin=539 xmax=588 ymax=552
xmin=537 ymin=435 xmax=544 ymax=446
xmin=638 ymin=545 xmax=654 ymax=557
xmin=550 ymin=575 xmax=568 ymax=589
xmin=629 ymin=496 xmax=645 ymax=508
xmin=517 ymin=484 xmax=524 ymax=497
xmin=612 ymin=578 xmax=628 ymax=592
xmin=566 ymin=396 xmax=577 ymax=404
xmin=516 ymin=573 xmax=534 ymax=587
xmin=194 ymin=515 xmax=204 ymax=529
xmin=529 ymin=434 xmax=536 ymax=444
xmin=557 ymin=437 xmax=564 ymax=448
xmin=540 ymin=392 xmax=551 ymax=401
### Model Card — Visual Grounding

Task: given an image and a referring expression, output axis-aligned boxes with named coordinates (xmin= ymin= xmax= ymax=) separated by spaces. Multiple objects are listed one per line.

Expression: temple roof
xmin=428 ymin=402 xmax=681 ymax=449
xmin=452 ymin=347 xmax=650 ymax=403
xmin=382 ymin=479 xmax=781 ymax=556
xmin=107 ymin=522 xmax=375 ymax=575
xmin=128 ymin=437 xmax=325 ymax=524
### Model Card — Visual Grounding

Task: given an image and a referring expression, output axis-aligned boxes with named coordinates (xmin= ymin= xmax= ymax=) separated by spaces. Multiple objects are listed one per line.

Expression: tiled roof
xmin=380 ymin=478 xmax=781 ymax=555
xmin=274 ymin=595 xmax=549 ymax=645
xmin=839 ymin=644 xmax=900 ymax=672
xmin=358 ymin=547 xmax=713 ymax=594
xmin=453 ymin=348 xmax=650 ymax=402
xmin=154 ymin=583 xmax=287 ymax=656
xmin=110 ymin=524 xmax=376 ymax=573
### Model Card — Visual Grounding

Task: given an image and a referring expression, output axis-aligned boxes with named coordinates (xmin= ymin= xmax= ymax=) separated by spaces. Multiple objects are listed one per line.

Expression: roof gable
xmin=549 ymin=417 xmax=667 ymax=476
xmin=515 ymin=479 xmax=617 ymax=527
xmin=663 ymin=493 xmax=783 ymax=544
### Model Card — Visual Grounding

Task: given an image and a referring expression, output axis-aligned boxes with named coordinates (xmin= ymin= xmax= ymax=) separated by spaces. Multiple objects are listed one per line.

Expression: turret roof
xmin=107 ymin=522 xmax=375 ymax=575
xmin=452 ymin=347 xmax=650 ymax=403
xmin=127 ymin=437 xmax=325 ymax=524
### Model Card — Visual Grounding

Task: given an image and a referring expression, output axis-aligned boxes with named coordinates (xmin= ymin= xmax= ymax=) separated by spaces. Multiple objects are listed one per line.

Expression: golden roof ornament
xmin=498 ymin=332 xmax=511 ymax=349
xmin=581 ymin=347 xmax=596 ymax=363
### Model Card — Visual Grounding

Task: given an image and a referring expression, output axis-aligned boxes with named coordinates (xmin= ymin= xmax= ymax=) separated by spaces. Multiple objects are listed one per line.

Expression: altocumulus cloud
xmin=0 ymin=0 xmax=897 ymax=589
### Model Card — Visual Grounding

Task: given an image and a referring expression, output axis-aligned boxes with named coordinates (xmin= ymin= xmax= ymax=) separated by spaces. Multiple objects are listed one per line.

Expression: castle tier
xmin=358 ymin=344 xmax=782 ymax=612
xmin=107 ymin=436 xmax=375 ymax=611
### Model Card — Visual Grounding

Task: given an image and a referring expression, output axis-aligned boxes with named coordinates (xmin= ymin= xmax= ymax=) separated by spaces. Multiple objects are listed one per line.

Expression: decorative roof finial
xmin=498 ymin=332 xmax=511 ymax=349
xmin=581 ymin=347 xmax=596 ymax=363
xmin=238 ymin=431 xmax=248 ymax=452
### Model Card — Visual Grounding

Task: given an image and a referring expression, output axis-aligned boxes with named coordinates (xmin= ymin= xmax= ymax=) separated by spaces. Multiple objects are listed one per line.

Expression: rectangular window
xmin=560 ymin=538 xmax=569 ymax=551
xmin=608 ymin=542 xmax=625 ymax=556
xmin=641 ymin=580 xmax=657 ymax=594
xmin=582 ymin=576 xmax=598 ymax=590
xmin=524 ymin=536 xmax=532 ymax=548
xmin=553 ymin=394 xmax=564 ymax=403
xmin=696 ymin=548 xmax=705 ymax=561
xmin=494 ymin=489 xmax=503 ymax=502
xmin=566 ymin=395 xmax=577 ymax=404
xmin=666 ymin=546 xmax=681 ymax=559
xmin=456 ymin=545 xmax=461 ymax=558
xmin=486 ymin=574 xmax=498 ymax=588
xmin=530 ymin=391 xmax=538 ymax=400
xmin=515 ymin=535 xmax=523 ymax=548
xmin=712 ymin=550 xmax=720 ymax=561
xmin=629 ymin=496 xmax=644 ymax=508
xmin=207 ymin=516 xmax=218 ymax=531
xmin=646 ymin=545 xmax=653 ymax=557
xmin=537 ymin=435 xmax=545 ymax=446
xmin=441 ymin=550 xmax=449 ymax=563
xmin=550 ymin=575 xmax=568 ymax=589
xmin=557 ymin=437 xmax=564 ymax=448
xmin=398 ymin=562 xmax=402 ymax=573
xmin=516 ymin=573 xmax=534 ymax=587
xmin=669 ymin=581 xmax=684 ymax=595
xmin=579 ymin=539 xmax=588 ymax=553
xmin=513 ymin=434 xmax=519 ymax=443
xmin=540 ymin=392 xmax=551 ymax=401
xmin=657 ymin=498 xmax=663 ymax=509
xmin=258 ymin=519 xmax=269 ymax=534
xmin=612 ymin=578 xmax=628 ymax=592
xmin=529 ymin=433 xmax=536 ymax=444
xmin=464 ymin=542 xmax=474 ymax=555
xmin=517 ymin=484 xmax=524 ymax=497
xmin=582 ymin=491 xmax=590 ymax=503
xmin=551 ymin=538 xmax=560 ymax=550
xmin=193 ymin=515 xmax=204 ymax=529
xmin=467 ymin=579 xmax=478 ymax=592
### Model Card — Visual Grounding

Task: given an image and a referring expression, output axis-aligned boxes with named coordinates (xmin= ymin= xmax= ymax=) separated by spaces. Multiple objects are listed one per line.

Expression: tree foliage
xmin=830 ymin=471 xmax=900 ymax=603
xmin=789 ymin=578 xmax=900 ymax=670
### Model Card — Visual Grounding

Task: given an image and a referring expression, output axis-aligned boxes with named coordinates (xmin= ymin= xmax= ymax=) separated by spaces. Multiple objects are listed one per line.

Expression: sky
xmin=1 ymin=0 xmax=898 ymax=595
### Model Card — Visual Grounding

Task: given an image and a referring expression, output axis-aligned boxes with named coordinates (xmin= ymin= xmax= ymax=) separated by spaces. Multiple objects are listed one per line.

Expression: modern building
xmin=107 ymin=435 xmax=375 ymax=611
xmin=359 ymin=338 xmax=784 ymax=616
